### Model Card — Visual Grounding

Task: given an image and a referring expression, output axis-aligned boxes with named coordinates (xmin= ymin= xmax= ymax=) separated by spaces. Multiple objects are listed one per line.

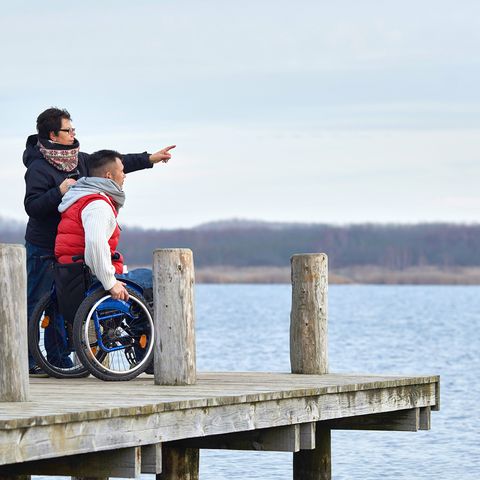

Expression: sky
xmin=1 ymin=0 xmax=480 ymax=229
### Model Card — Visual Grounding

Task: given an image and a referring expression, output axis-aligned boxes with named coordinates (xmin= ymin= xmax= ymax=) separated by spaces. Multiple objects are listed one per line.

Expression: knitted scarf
xmin=38 ymin=138 xmax=80 ymax=172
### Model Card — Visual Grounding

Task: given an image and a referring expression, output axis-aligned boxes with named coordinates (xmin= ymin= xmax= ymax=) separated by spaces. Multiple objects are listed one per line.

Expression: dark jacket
xmin=23 ymin=134 xmax=152 ymax=249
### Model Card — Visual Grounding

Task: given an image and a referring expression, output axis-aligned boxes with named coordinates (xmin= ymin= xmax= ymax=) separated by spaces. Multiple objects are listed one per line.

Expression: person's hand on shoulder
xmin=59 ymin=178 xmax=77 ymax=195
xmin=109 ymin=281 xmax=129 ymax=301
xmin=149 ymin=145 xmax=176 ymax=164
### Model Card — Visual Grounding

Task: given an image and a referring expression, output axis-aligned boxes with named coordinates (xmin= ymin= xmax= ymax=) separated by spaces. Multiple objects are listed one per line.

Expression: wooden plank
xmin=141 ymin=444 xmax=162 ymax=474
xmin=0 ymin=447 xmax=140 ymax=478
xmin=0 ymin=373 xmax=440 ymax=430
xmin=0 ymin=382 xmax=437 ymax=465
xmin=176 ymin=425 xmax=301 ymax=452
xmin=432 ymin=378 xmax=440 ymax=411
xmin=325 ymin=408 xmax=420 ymax=431
xmin=299 ymin=422 xmax=316 ymax=450
xmin=419 ymin=406 xmax=431 ymax=430
xmin=0 ymin=244 xmax=29 ymax=402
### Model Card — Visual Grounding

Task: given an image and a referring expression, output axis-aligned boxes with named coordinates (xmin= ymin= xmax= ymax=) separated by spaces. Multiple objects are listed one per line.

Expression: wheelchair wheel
xmin=28 ymin=293 xmax=91 ymax=378
xmin=72 ymin=287 xmax=155 ymax=381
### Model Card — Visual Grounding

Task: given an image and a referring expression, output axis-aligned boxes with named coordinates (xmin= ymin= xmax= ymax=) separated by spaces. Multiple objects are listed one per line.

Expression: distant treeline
xmin=118 ymin=222 xmax=480 ymax=269
xmin=3 ymin=219 xmax=480 ymax=270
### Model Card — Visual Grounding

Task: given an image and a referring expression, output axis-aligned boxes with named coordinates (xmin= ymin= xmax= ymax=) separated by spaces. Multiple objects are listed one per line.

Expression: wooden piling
xmin=290 ymin=253 xmax=328 ymax=374
xmin=290 ymin=253 xmax=330 ymax=479
xmin=0 ymin=244 xmax=29 ymax=402
xmin=293 ymin=425 xmax=331 ymax=480
xmin=153 ymin=248 xmax=196 ymax=385
xmin=153 ymin=249 xmax=198 ymax=479
xmin=157 ymin=445 xmax=199 ymax=480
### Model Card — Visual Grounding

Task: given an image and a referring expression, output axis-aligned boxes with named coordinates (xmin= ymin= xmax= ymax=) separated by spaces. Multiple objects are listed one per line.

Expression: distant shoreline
xmin=131 ymin=265 xmax=480 ymax=285
xmin=5 ymin=219 xmax=480 ymax=284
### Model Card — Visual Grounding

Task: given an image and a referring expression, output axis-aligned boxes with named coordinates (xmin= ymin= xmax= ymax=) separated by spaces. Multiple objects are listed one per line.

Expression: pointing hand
xmin=149 ymin=145 xmax=176 ymax=164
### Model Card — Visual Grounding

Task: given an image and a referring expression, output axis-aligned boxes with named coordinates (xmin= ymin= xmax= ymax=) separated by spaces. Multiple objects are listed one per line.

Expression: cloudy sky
xmin=1 ymin=0 xmax=480 ymax=229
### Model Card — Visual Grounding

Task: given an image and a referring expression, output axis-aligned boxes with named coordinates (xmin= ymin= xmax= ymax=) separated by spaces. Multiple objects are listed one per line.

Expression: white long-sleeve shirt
xmin=81 ymin=197 xmax=118 ymax=291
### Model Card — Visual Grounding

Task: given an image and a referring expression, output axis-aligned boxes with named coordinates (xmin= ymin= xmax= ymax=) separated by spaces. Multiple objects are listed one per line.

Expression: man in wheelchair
xmin=56 ymin=149 xmax=133 ymax=299
xmin=47 ymin=149 xmax=154 ymax=377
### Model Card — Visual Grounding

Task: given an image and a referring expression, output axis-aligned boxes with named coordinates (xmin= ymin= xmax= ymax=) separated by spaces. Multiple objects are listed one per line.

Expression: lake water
xmin=36 ymin=284 xmax=479 ymax=479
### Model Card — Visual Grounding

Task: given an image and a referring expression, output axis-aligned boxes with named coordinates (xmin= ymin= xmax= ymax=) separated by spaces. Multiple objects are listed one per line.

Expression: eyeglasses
xmin=59 ymin=128 xmax=76 ymax=134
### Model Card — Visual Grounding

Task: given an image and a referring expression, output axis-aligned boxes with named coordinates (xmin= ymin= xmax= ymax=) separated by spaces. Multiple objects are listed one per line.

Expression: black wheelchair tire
xmin=72 ymin=287 xmax=155 ymax=381
xmin=28 ymin=293 xmax=90 ymax=379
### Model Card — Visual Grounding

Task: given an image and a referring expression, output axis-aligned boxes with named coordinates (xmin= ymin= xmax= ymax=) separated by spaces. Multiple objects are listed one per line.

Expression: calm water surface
xmin=37 ymin=284 xmax=479 ymax=479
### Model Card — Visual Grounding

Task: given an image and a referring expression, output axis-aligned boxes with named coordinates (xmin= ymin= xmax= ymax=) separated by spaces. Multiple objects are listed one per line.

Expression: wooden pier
xmin=0 ymin=246 xmax=440 ymax=479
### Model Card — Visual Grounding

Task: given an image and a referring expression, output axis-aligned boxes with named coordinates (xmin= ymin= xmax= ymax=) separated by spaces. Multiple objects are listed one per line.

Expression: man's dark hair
xmin=88 ymin=150 xmax=123 ymax=177
xmin=36 ymin=107 xmax=71 ymax=139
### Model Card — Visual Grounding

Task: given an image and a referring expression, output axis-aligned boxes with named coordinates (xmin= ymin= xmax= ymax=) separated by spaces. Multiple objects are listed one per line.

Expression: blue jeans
xmin=118 ymin=268 xmax=153 ymax=291
xmin=26 ymin=241 xmax=55 ymax=369
xmin=43 ymin=303 xmax=74 ymax=368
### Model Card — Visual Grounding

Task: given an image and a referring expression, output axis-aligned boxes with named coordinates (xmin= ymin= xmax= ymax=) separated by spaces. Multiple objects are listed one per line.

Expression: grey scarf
xmin=58 ymin=177 xmax=125 ymax=213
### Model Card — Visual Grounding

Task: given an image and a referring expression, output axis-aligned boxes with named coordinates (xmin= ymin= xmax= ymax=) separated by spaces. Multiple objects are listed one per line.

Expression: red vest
xmin=55 ymin=194 xmax=123 ymax=274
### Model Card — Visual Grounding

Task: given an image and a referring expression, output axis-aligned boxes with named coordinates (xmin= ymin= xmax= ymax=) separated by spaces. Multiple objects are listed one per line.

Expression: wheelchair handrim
xmin=82 ymin=294 xmax=154 ymax=375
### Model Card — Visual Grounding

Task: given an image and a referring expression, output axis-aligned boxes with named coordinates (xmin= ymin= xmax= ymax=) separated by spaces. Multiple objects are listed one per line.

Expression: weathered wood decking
xmin=0 ymin=371 xmax=439 ymax=471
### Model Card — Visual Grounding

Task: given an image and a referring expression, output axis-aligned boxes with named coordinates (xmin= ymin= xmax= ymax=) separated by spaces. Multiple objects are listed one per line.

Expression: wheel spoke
xmin=73 ymin=288 xmax=154 ymax=381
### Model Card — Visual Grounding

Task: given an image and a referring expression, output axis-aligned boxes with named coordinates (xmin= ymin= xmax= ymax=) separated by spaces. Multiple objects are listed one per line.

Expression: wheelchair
xmin=28 ymin=258 xmax=155 ymax=381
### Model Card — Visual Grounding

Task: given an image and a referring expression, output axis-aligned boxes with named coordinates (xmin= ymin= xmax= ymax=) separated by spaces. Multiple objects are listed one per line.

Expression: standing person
xmin=24 ymin=107 xmax=174 ymax=374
